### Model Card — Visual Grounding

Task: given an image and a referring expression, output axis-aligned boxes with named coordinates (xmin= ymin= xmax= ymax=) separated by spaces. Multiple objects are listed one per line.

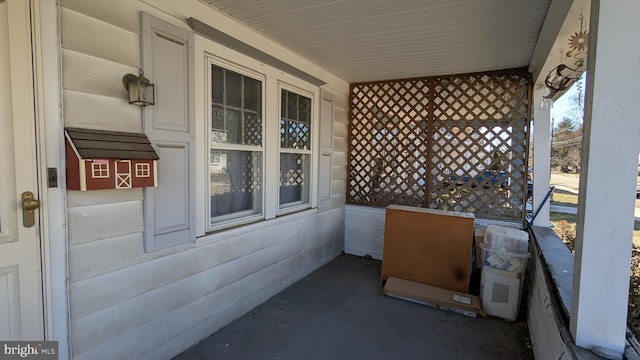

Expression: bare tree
xmin=551 ymin=75 xmax=585 ymax=173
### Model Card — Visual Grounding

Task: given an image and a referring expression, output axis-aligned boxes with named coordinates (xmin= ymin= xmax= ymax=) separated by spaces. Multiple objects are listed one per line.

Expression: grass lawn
xmin=550 ymin=212 xmax=577 ymax=224
xmin=553 ymin=172 xmax=640 ymax=181
xmin=550 ymin=187 xmax=640 ymax=216
xmin=550 ymin=212 xmax=640 ymax=246
xmin=550 ymin=189 xmax=579 ymax=207
xmin=550 ymin=170 xmax=640 ymax=186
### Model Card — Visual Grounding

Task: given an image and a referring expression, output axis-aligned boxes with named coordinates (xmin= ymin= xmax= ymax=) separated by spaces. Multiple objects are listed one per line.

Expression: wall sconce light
xmin=122 ymin=69 xmax=155 ymax=106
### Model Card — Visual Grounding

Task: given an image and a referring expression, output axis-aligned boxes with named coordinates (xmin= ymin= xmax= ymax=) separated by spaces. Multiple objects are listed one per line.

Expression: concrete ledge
xmin=530 ymin=226 xmax=574 ymax=316
xmin=526 ymin=229 xmax=573 ymax=360
xmin=529 ymin=226 xmax=640 ymax=360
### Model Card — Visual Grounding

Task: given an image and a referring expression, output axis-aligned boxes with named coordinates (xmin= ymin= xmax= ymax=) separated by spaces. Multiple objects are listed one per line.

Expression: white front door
xmin=0 ymin=0 xmax=45 ymax=340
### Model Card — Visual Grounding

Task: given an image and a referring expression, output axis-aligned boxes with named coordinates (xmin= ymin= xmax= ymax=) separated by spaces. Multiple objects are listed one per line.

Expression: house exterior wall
xmin=344 ymin=205 xmax=386 ymax=260
xmin=60 ymin=1 xmax=348 ymax=358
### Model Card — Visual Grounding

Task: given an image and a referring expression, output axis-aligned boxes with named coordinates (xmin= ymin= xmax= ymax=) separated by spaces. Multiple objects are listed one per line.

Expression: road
xmin=550 ymin=173 xmax=580 ymax=192
xmin=548 ymin=172 xmax=640 ymax=220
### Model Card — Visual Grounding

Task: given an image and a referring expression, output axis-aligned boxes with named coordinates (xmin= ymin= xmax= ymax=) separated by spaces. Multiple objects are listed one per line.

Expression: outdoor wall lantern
xmin=122 ymin=69 xmax=155 ymax=106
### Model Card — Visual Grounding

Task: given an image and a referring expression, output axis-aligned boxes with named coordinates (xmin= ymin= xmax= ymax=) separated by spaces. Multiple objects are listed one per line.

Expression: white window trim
xmin=195 ymin=35 xmax=320 ymax=236
xmin=136 ymin=163 xmax=150 ymax=178
xmin=278 ymin=82 xmax=315 ymax=215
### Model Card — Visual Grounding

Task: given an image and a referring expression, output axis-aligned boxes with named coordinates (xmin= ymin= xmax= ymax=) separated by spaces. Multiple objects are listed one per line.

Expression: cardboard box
xmin=383 ymin=276 xmax=486 ymax=318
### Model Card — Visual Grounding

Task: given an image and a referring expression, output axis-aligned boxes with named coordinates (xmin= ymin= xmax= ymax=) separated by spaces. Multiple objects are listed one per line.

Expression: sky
xmin=549 ymin=73 xmax=640 ymax=161
xmin=550 ymin=88 xmax=576 ymax=123
xmin=549 ymin=73 xmax=585 ymax=126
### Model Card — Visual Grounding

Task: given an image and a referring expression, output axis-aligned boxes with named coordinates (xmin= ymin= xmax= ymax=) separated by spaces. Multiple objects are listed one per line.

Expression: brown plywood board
xmin=381 ymin=205 xmax=474 ymax=293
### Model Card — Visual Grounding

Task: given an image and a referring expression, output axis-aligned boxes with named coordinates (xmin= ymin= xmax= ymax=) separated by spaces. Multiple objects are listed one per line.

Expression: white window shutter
xmin=318 ymin=91 xmax=334 ymax=210
xmin=141 ymin=13 xmax=195 ymax=251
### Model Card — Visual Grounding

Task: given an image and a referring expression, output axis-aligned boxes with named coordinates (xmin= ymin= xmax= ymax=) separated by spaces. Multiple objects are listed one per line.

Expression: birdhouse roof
xmin=65 ymin=127 xmax=159 ymax=160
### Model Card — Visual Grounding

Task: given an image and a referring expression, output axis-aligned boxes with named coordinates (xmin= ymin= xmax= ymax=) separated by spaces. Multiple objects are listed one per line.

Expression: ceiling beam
xmin=528 ymin=0 xmax=575 ymax=85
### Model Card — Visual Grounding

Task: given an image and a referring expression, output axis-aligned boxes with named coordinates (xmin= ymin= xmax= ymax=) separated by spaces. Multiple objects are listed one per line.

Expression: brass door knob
xmin=24 ymin=198 xmax=39 ymax=211
xmin=22 ymin=191 xmax=39 ymax=227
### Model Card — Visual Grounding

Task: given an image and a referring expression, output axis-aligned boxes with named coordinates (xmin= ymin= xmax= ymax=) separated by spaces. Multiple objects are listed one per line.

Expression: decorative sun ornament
xmin=568 ymin=31 xmax=588 ymax=54
xmin=566 ymin=14 xmax=589 ymax=67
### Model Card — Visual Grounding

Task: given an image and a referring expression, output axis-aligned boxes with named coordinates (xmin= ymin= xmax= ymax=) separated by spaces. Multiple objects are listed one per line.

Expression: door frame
xmin=28 ymin=0 xmax=70 ymax=358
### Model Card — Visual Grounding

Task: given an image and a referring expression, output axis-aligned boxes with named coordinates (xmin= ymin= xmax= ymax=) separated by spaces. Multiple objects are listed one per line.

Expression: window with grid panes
xmin=136 ymin=163 xmax=150 ymax=178
xmin=280 ymin=88 xmax=312 ymax=208
xmin=209 ymin=64 xmax=263 ymax=224
xmin=91 ymin=162 xmax=109 ymax=178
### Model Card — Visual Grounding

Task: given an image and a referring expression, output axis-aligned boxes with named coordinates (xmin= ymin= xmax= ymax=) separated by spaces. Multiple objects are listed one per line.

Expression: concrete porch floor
xmin=174 ymin=254 xmax=534 ymax=360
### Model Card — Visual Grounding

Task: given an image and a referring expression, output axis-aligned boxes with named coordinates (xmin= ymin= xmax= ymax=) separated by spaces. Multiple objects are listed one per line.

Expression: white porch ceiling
xmin=201 ymin=0 xmax=551 ymax=83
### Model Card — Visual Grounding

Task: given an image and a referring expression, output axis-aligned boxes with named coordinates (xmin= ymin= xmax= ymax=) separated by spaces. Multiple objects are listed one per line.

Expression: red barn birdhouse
xmin=65 ymin=127 xmax=159 ymax=191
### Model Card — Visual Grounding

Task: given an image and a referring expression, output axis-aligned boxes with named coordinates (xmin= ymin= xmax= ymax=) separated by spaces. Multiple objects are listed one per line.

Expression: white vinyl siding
xmin=61 ymin=2 xmax=347 ymax=359
xmin=344 ymin=205 xmax=386 ymax=260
